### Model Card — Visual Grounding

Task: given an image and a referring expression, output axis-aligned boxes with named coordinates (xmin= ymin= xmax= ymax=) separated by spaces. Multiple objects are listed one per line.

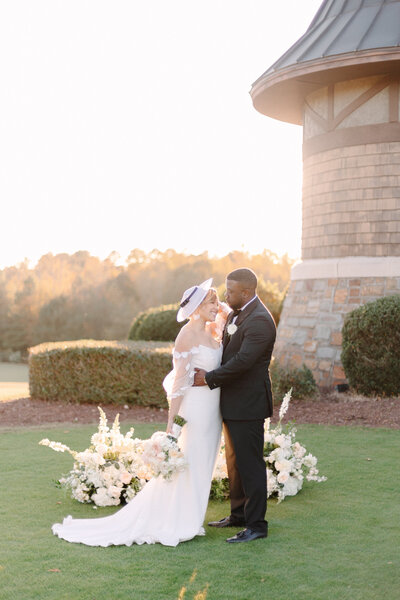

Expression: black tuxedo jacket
xmin=205 ymin=297 xmax=276 ymax=420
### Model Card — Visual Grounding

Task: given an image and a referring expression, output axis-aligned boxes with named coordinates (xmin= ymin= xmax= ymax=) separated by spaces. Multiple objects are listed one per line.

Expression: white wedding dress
xmin=52 ymin=344 xmax=222 ymax=547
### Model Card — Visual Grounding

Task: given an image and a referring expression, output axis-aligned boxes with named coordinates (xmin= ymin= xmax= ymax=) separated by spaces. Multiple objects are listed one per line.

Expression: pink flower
xmin=120 ymin=471 xmax=132 ymax=484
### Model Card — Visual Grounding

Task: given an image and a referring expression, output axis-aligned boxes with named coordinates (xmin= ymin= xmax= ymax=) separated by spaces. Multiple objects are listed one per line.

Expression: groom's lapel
xmin=222 ymin=311 xmax=235 ymax=349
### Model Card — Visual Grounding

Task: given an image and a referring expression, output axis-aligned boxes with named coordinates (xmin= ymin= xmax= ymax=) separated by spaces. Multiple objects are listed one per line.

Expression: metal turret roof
xmin=251 ymin=0 xmax=400 ymax=124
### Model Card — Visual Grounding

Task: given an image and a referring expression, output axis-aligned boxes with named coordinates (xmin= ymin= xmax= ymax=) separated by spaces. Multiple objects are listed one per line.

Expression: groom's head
xmin=225 ymin=268 xmax=257 ymax=310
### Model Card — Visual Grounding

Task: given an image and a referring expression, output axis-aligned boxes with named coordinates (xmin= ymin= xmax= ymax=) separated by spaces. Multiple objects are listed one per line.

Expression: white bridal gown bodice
xmin=52 ymin=344 xmax=223 ymax=547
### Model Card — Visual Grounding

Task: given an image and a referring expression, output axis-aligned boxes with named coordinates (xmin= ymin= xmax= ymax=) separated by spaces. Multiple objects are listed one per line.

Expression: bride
xmin=52 ymin=278 xmax=227 ymax=547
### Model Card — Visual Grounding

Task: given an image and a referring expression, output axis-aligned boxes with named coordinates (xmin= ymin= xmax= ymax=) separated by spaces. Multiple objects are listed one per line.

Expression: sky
xmin=0 ymin=0 xmax=323 ymax=269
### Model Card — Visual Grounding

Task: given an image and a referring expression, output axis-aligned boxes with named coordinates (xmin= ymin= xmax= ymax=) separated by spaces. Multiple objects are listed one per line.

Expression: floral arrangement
xmin=263 ymin=389 xmax=326 ymax=501
xmin=39 ymin=409 xmax=187 ymax=507
xmin=40 ymin=394 xmax=325 ymax=508
xmin=210 ymin=389 xmax=326 ymax=502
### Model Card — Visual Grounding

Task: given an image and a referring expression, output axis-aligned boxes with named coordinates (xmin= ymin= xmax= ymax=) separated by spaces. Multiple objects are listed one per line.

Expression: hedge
xmin=29 ymin=339 xmax=319 ymax=410
xmin=341 ymin=295 xmax=400 ymax=396
xmin=128 ymin=304 xmax=185 ymax=342
xmin=29 ymin=340 xmax=173 ymax=407
xmin=270 ymin=360 xmax=317 ymax=401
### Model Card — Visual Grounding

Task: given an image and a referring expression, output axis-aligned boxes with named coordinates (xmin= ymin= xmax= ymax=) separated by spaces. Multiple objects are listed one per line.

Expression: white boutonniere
xmin=227 ymin=323 xmax=238 ymax=336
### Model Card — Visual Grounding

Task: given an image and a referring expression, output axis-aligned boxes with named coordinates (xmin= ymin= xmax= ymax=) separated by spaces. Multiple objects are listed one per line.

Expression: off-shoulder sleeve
xmin=162 ymin=347 xmax=199 ymax=403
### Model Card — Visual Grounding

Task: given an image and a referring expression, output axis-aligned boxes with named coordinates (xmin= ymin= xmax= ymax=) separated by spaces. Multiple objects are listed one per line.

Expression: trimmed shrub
xmin=341 ymin=295 xmax=400 ymax=396
xmin=270 ymin=360 xmax=317 ymax=401
xmin=128 ymin=304 xmax=186 ymax=342
xmin=29 ymin=340 xmax=173 ymax=407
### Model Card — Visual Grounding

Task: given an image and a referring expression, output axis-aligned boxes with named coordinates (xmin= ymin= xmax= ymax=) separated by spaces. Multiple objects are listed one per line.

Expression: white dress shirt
xmin=232 ymin=295 xmax=258 ymax=323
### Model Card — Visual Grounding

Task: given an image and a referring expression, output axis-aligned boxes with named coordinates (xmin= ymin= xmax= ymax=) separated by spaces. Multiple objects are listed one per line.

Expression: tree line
xmin=0 ymin=248 xmax=294 ymax=355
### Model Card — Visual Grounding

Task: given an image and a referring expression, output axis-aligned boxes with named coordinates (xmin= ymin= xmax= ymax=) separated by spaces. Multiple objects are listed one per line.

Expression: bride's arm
xmin=163 ymin=330 xmax=195 ymax=433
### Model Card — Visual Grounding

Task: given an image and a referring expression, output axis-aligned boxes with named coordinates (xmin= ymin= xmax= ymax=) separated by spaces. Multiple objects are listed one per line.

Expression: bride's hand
xmin=218 ymin=301 xmax=230 ymax=318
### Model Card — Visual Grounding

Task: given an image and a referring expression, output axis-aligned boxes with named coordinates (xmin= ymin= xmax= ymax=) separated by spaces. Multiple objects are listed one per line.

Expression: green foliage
xmin=271 ymin=360 xmax=317 ymax=401
xmin=209 ymin=477 xmax=230 ymax=501
xmin=29 ymin=340 xmax=173 ymax=407
xmin=128 ymin=304 xmax=185 ymax=341
xmin=341 ymin=295 xmax=400 ymax=396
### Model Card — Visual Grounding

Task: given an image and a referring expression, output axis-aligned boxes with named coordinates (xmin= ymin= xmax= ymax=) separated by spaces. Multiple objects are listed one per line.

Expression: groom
xmin=193 ymin=268 xmax=276 ymax=543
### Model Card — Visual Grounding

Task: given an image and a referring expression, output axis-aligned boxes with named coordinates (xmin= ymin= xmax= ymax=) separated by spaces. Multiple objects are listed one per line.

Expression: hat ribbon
xmin=180 ymin=287 xmax=198 ymax=308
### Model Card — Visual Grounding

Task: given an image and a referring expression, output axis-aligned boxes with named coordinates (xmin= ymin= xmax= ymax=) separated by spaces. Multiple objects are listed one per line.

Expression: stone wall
xmin=274 ymin=275 xmax=400 ymax=387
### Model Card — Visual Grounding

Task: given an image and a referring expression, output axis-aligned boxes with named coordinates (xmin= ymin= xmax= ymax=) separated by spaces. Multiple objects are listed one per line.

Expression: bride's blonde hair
xmin=191 ymin=288 xmax=218 ymax=320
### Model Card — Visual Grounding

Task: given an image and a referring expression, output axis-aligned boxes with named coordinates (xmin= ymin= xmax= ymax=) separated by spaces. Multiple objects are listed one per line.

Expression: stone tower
xmin=251 ymin=0 xmax=400 ymax=387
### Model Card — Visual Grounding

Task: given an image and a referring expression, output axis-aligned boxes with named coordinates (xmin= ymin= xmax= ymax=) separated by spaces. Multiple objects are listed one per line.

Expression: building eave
xmin=250 ymin=47 xmax=400 ymax=125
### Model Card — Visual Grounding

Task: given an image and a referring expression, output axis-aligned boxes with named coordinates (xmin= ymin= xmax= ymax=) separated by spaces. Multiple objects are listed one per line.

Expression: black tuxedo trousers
xmin=223 ymin=419 xmax=267 ymax=533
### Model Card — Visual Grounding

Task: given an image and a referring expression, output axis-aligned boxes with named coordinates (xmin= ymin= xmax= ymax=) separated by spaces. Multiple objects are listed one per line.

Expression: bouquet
xmin=141 ymin=415 xmax=187 ymax=480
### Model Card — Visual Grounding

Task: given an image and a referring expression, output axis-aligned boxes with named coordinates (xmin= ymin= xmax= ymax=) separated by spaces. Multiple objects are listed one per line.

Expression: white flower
xmin=277 ymin=471 xmax=289 ymax=484
xmin=109 ymin=485 xmax=122 ymax=499
xmin=274 ymin=434 xmax=291 ymax=449
xmin=71 ymin=482 xmax=90 ymax=503
xmin=303 ymin=453 xmax=317 ymax=468
xmin=95 ymin=443 xmax=108 ymax=457
xmin=275 ymin=459 xmax=292 ymax=473
xmin=266 ymin=469 xmax=278 ymax=494
xmin=227 ymin=323 xmax=238 ymax=336
xmin=279 ymin=388 xmax=292 ymax=422
xmin=213 ymin=451 xmax=228 ymax=480
xmin=293 ymin=442 xmax=306 ymax=459
xmin=268 ymin=447 xmax=290 ymax=463
xmin=120 ymin=471 xmax=132 ymax=485
xmin=282 ymin=475 xmax=302 ymax=496
xmin=39 ymin=439 xmax=74 ymax=455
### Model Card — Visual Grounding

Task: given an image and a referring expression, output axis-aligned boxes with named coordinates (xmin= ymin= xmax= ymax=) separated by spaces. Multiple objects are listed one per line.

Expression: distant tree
xmin=0 ymin=280 xmax=11 ymax=349
xmin=1 ymin=248 xmax=294 ymax=351
xmin=34 ymin=296 xmax=76 ymax=343
xmin=6 ymin=277 xmax=38 ymax=351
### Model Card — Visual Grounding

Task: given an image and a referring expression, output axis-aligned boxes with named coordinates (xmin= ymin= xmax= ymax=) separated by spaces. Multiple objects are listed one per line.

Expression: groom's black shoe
xmin=208 ymin=516 xmax=245 ymax=528
xmin=226 ymin=528 xmax=267 ymax=543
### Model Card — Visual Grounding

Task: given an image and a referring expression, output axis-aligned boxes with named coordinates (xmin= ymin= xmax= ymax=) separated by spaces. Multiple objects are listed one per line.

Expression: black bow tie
xmin=231 ymin=309 xmax=241 ymax=318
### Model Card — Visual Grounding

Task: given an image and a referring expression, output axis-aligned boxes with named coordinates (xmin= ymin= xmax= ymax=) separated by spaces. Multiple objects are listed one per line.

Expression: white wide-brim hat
xmin=176 ymin=278 xmax=213 ymax=322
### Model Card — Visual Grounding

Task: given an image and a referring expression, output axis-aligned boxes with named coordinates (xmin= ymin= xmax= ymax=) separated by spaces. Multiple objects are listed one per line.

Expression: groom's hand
xmin=193 ymin=368 xmax=207 ymax=386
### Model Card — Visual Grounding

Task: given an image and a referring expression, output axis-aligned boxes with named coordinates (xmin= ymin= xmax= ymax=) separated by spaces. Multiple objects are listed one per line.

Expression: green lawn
xmin=0 ymin=423 xmax=399 ymax=600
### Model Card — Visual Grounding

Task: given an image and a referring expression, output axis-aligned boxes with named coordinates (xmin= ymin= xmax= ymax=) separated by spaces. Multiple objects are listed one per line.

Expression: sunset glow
xmin=0 ymin=1 xmax=322 ymax=269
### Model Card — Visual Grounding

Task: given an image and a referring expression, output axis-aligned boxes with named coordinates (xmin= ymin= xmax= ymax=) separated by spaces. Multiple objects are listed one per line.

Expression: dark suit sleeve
xmin=205 ymin=315 xmax=274 ymax=389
